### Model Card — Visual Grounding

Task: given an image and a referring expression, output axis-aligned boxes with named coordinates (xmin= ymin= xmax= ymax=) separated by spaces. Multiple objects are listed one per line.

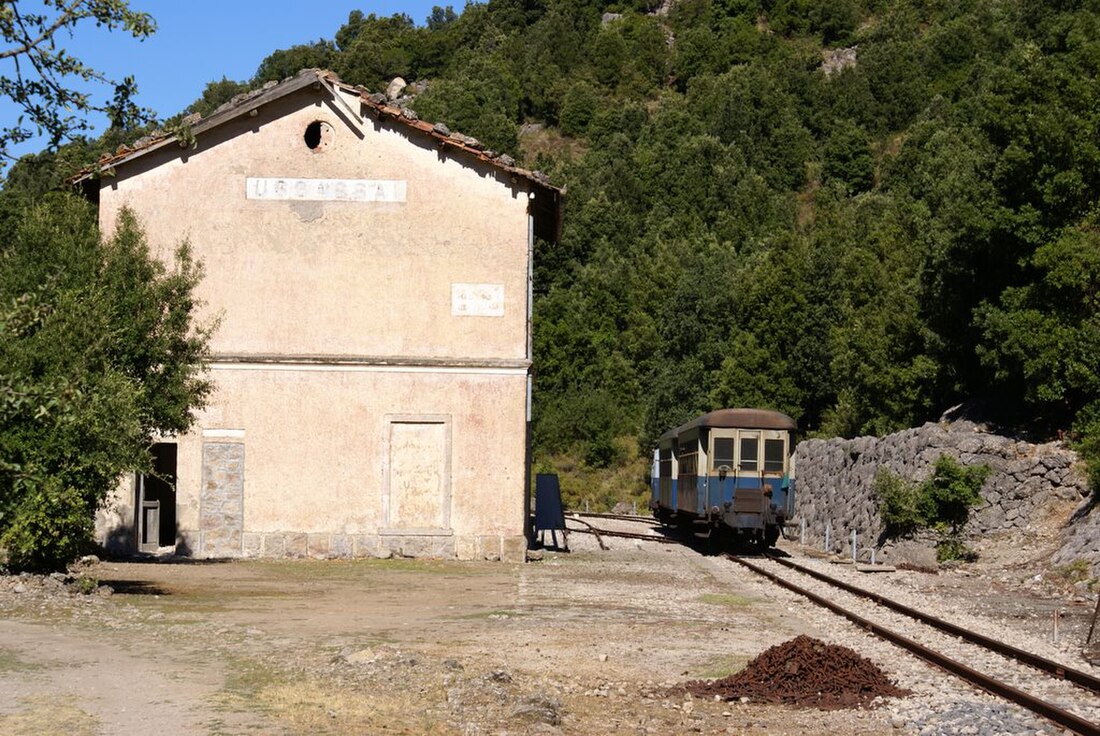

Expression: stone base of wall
xmin=193 ymin=530 xmax=527 ymax=562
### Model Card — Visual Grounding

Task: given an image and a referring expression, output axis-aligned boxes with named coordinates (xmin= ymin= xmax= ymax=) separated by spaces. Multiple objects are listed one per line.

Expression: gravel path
xmin=738 ymin=556 xmax=1100 ymax=733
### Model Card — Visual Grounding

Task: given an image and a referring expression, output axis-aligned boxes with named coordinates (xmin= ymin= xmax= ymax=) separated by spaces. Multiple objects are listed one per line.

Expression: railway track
xmin=564 ymin=515 xmax=680 ymax=547
xmin=567 ymin=511 xmax=656 ymax=523
xmin=566 ymin=526 xmax=681 ymax=545
xmin=728 ymin=553 xmax=1100 ymax=736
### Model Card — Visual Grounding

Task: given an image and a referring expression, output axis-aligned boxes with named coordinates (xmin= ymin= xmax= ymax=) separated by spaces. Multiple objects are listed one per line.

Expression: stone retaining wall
xmin=793 ymin=421 xmax=1094 ymax=567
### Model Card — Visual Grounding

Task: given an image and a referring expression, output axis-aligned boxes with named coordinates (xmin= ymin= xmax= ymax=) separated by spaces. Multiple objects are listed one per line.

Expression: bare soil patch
xmin=4 ymin=514 xmax=1097 ymax=735
xmin=0 ymin=544 xmax=903 ymax=735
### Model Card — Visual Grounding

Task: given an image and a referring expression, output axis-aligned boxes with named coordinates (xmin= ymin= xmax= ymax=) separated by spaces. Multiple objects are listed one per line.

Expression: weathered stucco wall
xmin=94 ymin=81 xmax=534 ymax=561
xmin=793 ymin=421 xmax=1096 ymax=568
xmin=97 ymin=87 xmax=531 ymax=361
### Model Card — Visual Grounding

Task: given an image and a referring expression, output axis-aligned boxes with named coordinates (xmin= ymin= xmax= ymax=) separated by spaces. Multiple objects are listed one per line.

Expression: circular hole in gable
xmin=304 ymin=120 xmax=334 ymax=151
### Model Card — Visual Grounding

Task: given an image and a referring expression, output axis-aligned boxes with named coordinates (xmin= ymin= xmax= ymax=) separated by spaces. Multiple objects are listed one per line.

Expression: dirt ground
xmin=0 ymin=523 xmax=1095 ymax=735
xmin=0 ymin=540 xmax=908 ymax=736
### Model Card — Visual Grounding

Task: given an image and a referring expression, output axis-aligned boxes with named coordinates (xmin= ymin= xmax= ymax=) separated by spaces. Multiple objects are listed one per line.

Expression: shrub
xmin=874 ymin=455 xmax=990 ymax=560
xmin=0 ymin=195 xmax=211 ymax=572
xmin=1071 ymin=402 xmax=1100 ymax=501
xmin=935 ymin=537 xmax=978 ymax=563
xmin=1 ymin=478 xmax=93 ymax=573
xmin=76 ymin=575 xmax=99 ymax=595
xmin=873 ymin=468 xmax=924 ymax=538
xmin=921 ymin=455 xmax=990 ymax=536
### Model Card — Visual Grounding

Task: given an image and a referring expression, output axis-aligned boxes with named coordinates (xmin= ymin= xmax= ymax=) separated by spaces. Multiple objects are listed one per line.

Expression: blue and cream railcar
xmin=650 ymin=408 xmax=796 ymax=547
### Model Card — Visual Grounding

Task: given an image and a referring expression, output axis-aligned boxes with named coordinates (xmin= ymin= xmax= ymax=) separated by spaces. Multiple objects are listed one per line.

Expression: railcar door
xmin=676 ymin=432 xmax=700 ymax=515
xmin=709 ymin=431 xmax=737 ymax=510
xmin=762 ymin=430 xmax=790 ymax=516
xmin=734 ymin=430 xmax=766 ymax=521
xmin=658 ymin=441 xmax=676 ymax=510
xmin=737 ymin=431 xmax=761 ymax=486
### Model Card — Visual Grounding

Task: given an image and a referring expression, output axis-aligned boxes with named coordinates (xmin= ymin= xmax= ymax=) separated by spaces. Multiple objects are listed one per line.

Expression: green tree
xmin=332 ymin=12 xmax=425 ymax=90
xmin=822 ymin=119 xmax=874 ymax=194
xmin=0 ymin=0 xmax=156 ymax=166
xmin=976 ymin=220 xmax=1100 ymax=425
xmin=252 ymin=42 xmax=337 ymax=86
xmin=0 ymin=194 xmax=212 ymax=571
xmin=412 ymin=49 xmax=523 ymax=153
xmin=427 ymin=6 xmax=459 ymax=31
xmin=558 ymin=80 xmax=597 ymax=136
xmin=807 ymin=0 xmax=857 ymax=46
xmin=709 ymin=330 xmax=803 ymax=419
xmin=181 ymin=77 xmax=251 ymax=119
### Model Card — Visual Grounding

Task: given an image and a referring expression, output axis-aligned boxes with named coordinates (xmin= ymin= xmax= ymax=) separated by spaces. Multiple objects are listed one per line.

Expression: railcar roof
xmin=659 ymin=408 xmax=797 ymax=442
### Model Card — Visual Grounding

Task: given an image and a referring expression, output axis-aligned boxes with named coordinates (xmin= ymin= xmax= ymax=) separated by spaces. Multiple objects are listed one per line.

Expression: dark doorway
xmin=136 ymin=443 xmax=178 ymax=552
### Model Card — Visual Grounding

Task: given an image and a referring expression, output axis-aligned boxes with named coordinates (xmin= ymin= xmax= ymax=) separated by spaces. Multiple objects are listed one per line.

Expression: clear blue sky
xmin=5 ymin=0 xmax=449 ymax=159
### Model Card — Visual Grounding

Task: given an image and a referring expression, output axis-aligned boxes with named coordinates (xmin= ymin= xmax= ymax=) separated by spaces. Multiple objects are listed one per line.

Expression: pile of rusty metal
xmin=682 ymin=635 xmax=908 ymax=709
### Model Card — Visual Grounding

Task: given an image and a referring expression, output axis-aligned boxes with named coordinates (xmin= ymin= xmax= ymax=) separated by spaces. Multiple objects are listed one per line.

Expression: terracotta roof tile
xmin=72 ymin=69 xmax=561 ymax=194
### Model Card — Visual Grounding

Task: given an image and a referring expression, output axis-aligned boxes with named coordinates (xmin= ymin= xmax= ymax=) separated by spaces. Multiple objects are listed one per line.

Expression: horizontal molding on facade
xmin=202 ymin=428 xmax=246 ymax=439
xmin=209 ymin=353 xmax=531 ymax=375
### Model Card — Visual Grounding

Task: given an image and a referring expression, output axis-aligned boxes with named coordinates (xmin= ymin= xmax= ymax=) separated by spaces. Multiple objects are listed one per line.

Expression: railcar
xmin=649 ymin=408 xmax=796 ymax=547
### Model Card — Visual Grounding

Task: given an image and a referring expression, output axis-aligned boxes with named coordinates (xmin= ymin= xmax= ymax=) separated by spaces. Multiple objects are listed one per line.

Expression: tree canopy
xmin=7 ymin=0 xmax=1100 ymax=512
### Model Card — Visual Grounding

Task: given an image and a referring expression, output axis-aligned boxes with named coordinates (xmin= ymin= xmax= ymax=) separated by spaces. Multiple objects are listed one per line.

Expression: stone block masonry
xmin=235 ymin=531 xmax=526 ymax=562
xmin=794 ymin=421 xmax=1095 ymax=568
xmin=200 ymin=442 xmax=245 ymax=556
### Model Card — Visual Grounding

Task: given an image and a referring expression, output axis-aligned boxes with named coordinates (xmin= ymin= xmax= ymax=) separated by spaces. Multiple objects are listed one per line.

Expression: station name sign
xmin=246 ymin=177 xmax=407 ymax=203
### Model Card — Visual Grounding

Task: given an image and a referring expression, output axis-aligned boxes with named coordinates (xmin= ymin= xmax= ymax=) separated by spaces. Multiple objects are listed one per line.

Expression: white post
xmin=633 ymin=501 xmax=637 ymax=516
xmin=585 ymin=499 xmax=590 ymax=513
xmin=851 ymin=530 xmax=857 ymax=562
xmin=800 ymin=518 xmax=806 ymax=546
xmin=825 ymin=523 xmax=831 ymax=553
xmin=871 ymin=548 xmax=876 ymax=565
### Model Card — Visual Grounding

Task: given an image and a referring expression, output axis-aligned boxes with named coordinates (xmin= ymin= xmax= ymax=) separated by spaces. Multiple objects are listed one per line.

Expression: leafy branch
xmin=0 ymin=0 xmax=156 ymax=165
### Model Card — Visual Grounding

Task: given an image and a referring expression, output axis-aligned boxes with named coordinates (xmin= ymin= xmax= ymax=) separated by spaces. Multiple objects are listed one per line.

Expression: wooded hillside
xmin=7 ymin=0 xmax=1099 ymax=509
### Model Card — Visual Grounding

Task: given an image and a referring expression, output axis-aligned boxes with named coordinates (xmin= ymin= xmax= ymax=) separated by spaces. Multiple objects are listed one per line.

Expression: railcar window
xmin=739 ymin=437 xmax=758 ymax=471
xmin=659 ymin=448 xmax=673 ymax=477
xmin=713 ymin=438 xmax=735 ymax=471
xmin=764 ymin=439 xmax=785 ymax=473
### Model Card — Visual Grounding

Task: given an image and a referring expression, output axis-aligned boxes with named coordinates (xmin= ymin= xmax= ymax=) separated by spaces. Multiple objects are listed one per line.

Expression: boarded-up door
xmin=385 ymin=417 xmax=451 ymax=532
xmin=200 ymin=441 xmax=245 ymax=556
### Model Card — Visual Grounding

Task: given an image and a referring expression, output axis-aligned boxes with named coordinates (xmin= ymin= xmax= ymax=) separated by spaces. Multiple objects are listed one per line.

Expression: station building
xmin=82 ymin=69 xmax=561 ymax=562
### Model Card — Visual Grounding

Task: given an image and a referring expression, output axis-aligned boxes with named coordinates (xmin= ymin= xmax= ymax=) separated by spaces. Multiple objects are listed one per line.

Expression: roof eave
xmin=70 ymin=69 xmax=564 ymax=203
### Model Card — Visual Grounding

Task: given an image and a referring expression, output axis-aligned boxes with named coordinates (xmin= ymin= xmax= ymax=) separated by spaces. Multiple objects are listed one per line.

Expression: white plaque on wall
xmin=451 ymin=283 xmax=505 ymax=317
xmin=246 ymin=177 xmax=407 ymax=202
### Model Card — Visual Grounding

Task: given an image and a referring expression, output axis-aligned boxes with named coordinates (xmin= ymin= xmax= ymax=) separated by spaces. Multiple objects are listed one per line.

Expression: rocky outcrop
xmin=793 ymin=421 xmax=1092 ymax=567
xmin=820 ymin=46 xmax=858 ymax=76
xmin=386 ymin=77 xmax=407 ymax=100
xmin=1052 ymin=501 xmax=1100 ymax=569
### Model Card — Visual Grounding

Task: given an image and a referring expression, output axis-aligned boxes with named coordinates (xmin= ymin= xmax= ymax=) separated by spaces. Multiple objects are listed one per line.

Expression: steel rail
xmin=767 ymin=554 xmax=1100 ymax=696
xmin=568 ymin=511 xmax=656 ymax=523
xmin=563 ymin=517 xmax=608 ymax=550
xmin=729 ymin=554 xmax=1100 ymax=736
xmin=566 ymin=525 xmax=681 ymax=545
